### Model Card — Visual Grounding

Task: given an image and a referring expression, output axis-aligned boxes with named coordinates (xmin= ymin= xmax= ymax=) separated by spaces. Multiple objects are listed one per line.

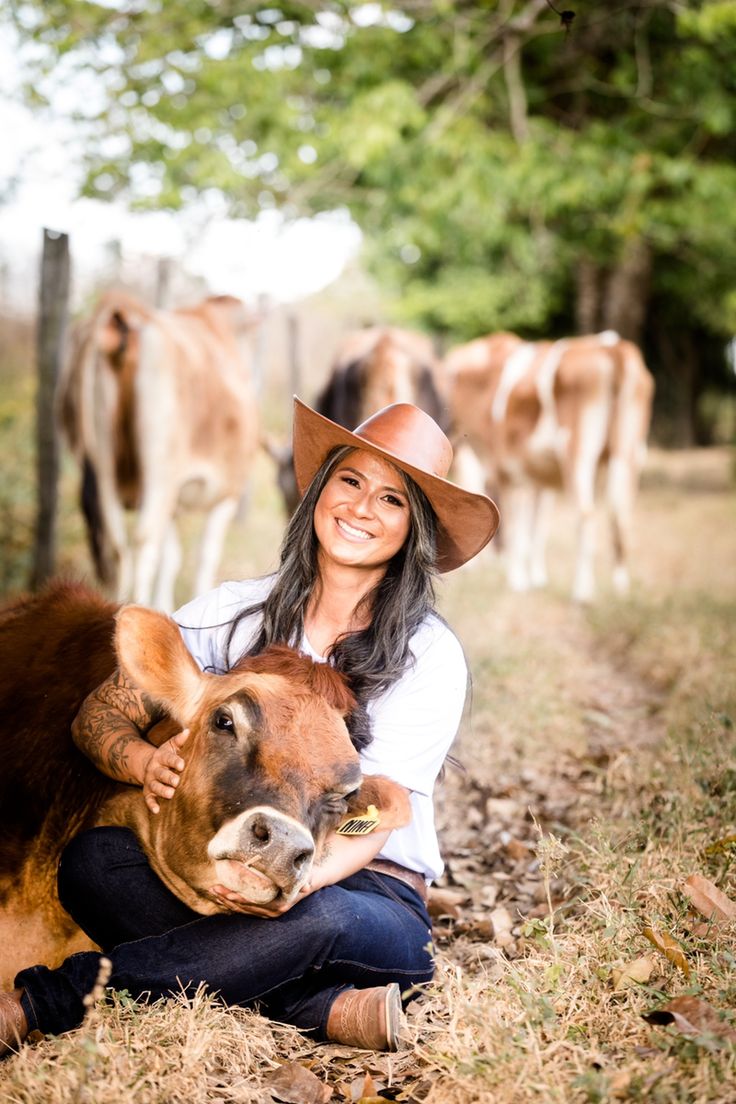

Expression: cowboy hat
xmin=291 ymin=397 xmax=499 ymax=572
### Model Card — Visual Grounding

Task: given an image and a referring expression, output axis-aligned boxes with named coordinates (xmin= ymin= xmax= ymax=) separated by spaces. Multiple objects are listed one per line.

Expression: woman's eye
xmin=214 ymin=712 xmax=234 ymax=732
xmin=384 ymin=494 xmax=404 ymax=508
xmin=341 ymin=475 xmax=360 ymax=487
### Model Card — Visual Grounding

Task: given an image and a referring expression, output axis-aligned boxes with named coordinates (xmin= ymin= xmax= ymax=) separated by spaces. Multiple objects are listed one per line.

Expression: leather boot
xmin=0 ymin=990 xmax=28 ymax=1058
xmin=325 ymin=982 xmax=403 ymax=1051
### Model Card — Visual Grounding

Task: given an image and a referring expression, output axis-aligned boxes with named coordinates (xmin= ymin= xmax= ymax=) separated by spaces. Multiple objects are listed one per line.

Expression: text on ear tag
xmin=336 ymin=804 xmax=381 ymax=836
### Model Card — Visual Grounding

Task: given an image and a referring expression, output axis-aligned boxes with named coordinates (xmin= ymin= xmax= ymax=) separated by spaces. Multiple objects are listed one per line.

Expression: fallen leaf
xmin=350 ymin=1070 xmax=378 ymax=1101
xmin=611 ymin=955 xmax=655 ymax=991
xmin=479 ymin=883 xmax=499 ymax=909
xmin=643 ymin=996 xmax=736 ymax=1043
xmin=454 ymin=917 xmax=494 ymax=940
xmin=263 ymin=1061 xmax=333 ymax=1103
xmin=426 ymin=886 xmax=466 ymax=920
xmin=347 ymin=1072 xmax=392 ymax=1103
xmin=608 ymin=1070 xmax=633 ymax=1098
xmin=485 ymin=797 xmax=520 ymax=820
xmin=642 ymin=926 xmax=690 ymax=978
xmin=505 ymin=838 xmax=532 ymax=862
xmin=704 ymin=834 xmax=736 ymax=856
xmin=683 ymin=873 xmax=736 ymax=926
xmin=490 ymin=906 xmax=514 ymax=938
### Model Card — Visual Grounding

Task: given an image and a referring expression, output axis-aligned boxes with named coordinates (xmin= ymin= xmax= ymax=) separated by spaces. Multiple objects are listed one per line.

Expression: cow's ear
xmin=346 ymin=775 xmax=412 ymax=831
xmin=115 ymin=606 xmax=204 ymax=719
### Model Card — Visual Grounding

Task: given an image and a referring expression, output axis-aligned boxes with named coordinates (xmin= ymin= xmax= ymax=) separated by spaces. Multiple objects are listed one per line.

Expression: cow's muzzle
xmin=208 ymin=806 xmax=315 ymax=904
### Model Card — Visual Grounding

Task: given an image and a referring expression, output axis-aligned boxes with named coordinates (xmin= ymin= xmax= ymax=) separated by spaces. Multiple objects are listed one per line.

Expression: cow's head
xmin=113 ymin=606 xmax=409 ymax=914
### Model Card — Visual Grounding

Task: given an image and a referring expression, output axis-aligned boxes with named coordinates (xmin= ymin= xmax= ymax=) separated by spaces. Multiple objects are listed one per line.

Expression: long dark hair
xmin=225 ymin=445 xmax=439 ymax=712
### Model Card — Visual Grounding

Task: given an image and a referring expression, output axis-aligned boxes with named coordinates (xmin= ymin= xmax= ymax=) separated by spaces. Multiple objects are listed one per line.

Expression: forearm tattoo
xmin=73 ymin=668 xmax=165 ymax=784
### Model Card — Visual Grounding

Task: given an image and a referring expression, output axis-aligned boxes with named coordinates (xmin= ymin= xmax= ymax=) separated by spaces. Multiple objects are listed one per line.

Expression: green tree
xmin=7 ymin=0 xmax=736 ymax=441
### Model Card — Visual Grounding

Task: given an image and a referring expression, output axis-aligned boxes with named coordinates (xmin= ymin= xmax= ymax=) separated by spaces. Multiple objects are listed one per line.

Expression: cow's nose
xmin=243 ymin=810 xmax=314 ymax=876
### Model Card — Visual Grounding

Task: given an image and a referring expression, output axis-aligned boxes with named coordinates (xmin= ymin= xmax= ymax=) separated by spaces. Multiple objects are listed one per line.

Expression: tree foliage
xmin=7 ymin=1 xmax=736 ymax=436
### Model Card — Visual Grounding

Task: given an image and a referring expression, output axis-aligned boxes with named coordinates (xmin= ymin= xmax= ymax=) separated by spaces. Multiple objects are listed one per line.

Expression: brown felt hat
xmin=292 ymin=397 xmax=500 ymax=572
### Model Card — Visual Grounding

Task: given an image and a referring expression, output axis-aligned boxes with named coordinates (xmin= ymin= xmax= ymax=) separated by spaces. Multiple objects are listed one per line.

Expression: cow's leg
xmin=569 ymin=395 xmax=611 ymax=602
xmin=193 ymin=496 xmax=239 ymax=598
xmin=99 ymin=497 xmax=132 ymax=602
xmin=132 ymin=489 xmax=178 ymax=608
xmin=450 ymin=442 xmax=487 ymax=495
xmin=607 ymin=387 xmax=649 ymax=595
xmin=569 ymin=448 xmax=601 ymax=603
xmin=152 ymin=523 xmax=183 ymax=613
xmin=529 ymin=487 xmax=556 ymax=589
xmin=503 ymin=482 xmax=535 ymax=591
xmin=87 ymin=478 xmax=131 ymax=602
xmin=83 ymin=358 xmax=133 ymax=599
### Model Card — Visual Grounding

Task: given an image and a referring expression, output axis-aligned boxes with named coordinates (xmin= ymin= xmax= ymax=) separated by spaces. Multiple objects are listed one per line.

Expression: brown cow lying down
xmin=0 ymin=581 xmax=410 ymax=989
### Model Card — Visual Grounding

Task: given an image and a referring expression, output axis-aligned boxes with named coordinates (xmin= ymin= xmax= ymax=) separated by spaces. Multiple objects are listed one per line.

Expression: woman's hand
xmin=208 ymin=880 xmax=314 ymax=917
xmin=207 ymin=826 xmax=394 ymax=917
xmin=143 ymin=729 xmax=190 ymax=813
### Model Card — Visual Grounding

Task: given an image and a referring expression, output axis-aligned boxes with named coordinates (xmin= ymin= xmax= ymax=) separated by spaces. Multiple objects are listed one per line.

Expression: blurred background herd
xmin=1 ymin=0 xmax=735 ymax=604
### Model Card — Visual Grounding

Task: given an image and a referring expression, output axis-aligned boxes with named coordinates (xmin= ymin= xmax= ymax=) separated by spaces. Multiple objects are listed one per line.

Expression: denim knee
xmin=57 ymin=826 xmax=135 ymax=915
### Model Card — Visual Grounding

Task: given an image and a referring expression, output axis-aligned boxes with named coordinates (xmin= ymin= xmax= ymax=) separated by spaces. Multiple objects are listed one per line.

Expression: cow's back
xmin=0 ymin=582 xmax=119 ymax=877
xmin=317 ymin=326 xmax=446 ymax=433
xmin=442 ymin=333 xmax=524 ymax=456
xmin=0 ymin=581 xmax=122 ymax=984
xmin=133 ymin=298 xmax=259 ymax=502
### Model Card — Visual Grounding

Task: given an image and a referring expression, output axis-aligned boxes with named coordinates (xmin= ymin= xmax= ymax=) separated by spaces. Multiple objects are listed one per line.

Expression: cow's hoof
xmin=0 ymin=990 xmax=28 ymax=1058
xmin=326 ymin=982 xmax=403 ymax=1051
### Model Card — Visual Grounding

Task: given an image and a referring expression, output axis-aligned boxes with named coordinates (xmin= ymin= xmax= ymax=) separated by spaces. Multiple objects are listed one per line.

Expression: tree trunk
xmin=602 ymin=236 xmax=652 ymax=343
xmin=653 ymin=321 xmax=697 ymax=447
xmin=32 ymin=228 xmax=70 ymax=588
xmin=575 ymin=257 xmax=602 ymax=335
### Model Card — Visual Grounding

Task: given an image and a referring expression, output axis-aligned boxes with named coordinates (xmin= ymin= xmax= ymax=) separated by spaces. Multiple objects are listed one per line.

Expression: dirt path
xmin=432 ymin=589 xmax=668 ymax=965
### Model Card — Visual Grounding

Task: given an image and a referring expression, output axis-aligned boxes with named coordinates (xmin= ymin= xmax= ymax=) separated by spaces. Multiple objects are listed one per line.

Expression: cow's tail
xmin=59 ymin=301 xmax=133 ymax=587
xmin=81 ymin=456 xmax=116 ymax=587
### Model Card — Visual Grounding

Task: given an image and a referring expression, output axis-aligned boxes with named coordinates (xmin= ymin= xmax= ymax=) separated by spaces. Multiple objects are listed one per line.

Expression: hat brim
xmin=292 ymin=398 xmax=499 ymax=572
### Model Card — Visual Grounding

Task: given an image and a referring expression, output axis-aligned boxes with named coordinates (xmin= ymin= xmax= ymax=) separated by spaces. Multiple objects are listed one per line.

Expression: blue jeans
xmin=16 ymin=827 xmax=435 ymax=1039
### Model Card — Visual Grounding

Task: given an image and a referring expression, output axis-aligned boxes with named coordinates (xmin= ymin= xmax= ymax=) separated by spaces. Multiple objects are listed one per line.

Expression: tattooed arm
xmin=72 ymin=668 xmax=190 ymax=813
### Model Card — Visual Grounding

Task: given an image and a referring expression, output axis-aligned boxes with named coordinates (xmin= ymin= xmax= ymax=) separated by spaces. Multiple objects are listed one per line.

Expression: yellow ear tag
xmin=336 ymin=804 xmax=381 ymax=836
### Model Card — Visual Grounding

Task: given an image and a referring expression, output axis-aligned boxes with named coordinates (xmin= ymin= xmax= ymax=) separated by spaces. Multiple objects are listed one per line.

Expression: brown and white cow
xmin=0 ymin=580 xmax=410 ymax=989
xmin=58 ymin=292 xmax=261 ymax=611
xmin=264 ymin=326 xmax=447 ymax=517
xmin=443 ymin=331 xmax=655 ymax=601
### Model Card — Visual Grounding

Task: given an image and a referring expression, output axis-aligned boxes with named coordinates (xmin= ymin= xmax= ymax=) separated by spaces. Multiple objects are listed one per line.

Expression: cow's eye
xmin=214 ymin=711 xmax=234 ymax=733
xmin=324 ymin=794 xmax=349 ymax=815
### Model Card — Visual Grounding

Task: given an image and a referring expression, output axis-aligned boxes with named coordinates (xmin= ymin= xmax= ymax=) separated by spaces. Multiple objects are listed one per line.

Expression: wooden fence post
xmin=31 ymin=228 xmax=70 ymax=589
xmin=287 ymin=311 xmax=302 ymax=406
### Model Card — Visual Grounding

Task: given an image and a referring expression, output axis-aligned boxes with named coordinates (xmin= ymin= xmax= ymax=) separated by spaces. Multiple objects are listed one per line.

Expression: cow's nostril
xmin=294 ymin=849 xmax=312 ymax=873
xmin=252 ymin=821 xmax=270 ymax=844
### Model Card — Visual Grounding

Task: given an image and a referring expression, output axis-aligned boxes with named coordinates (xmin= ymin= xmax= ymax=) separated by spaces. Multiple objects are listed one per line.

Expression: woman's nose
xmin=352 ymin=490 xmax=375 ymax=518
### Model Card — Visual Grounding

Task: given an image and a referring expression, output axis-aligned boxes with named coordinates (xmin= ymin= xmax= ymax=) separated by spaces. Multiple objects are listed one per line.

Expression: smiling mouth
xmin=336 ymin=518 xmax=372 ymax=541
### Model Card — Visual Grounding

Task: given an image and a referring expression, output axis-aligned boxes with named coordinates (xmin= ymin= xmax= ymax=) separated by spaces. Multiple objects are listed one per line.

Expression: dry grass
xmin=0 ymin=387 xmax=735 ymax=1102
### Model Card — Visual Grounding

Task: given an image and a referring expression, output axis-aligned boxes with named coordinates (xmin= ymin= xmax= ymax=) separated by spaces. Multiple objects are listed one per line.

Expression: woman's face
xmin=313 ymin=448 xmax=412 ymax=573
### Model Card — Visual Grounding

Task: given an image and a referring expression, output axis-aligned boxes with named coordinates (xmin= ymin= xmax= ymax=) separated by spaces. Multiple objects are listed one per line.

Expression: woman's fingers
xmin=145 ymin=793 xmax=161 ymax=815
xmin=143 ymin=731 xmax=190 ymax=813
xmin=209 ymin=884 xmax=291 ymax=917
xmin=151 ymin=776 xmax=178 ymax=796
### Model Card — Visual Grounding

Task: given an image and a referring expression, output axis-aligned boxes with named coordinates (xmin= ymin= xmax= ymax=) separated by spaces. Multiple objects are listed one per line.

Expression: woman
xmin=0 ymin=397 xmax=498 ymax=1055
